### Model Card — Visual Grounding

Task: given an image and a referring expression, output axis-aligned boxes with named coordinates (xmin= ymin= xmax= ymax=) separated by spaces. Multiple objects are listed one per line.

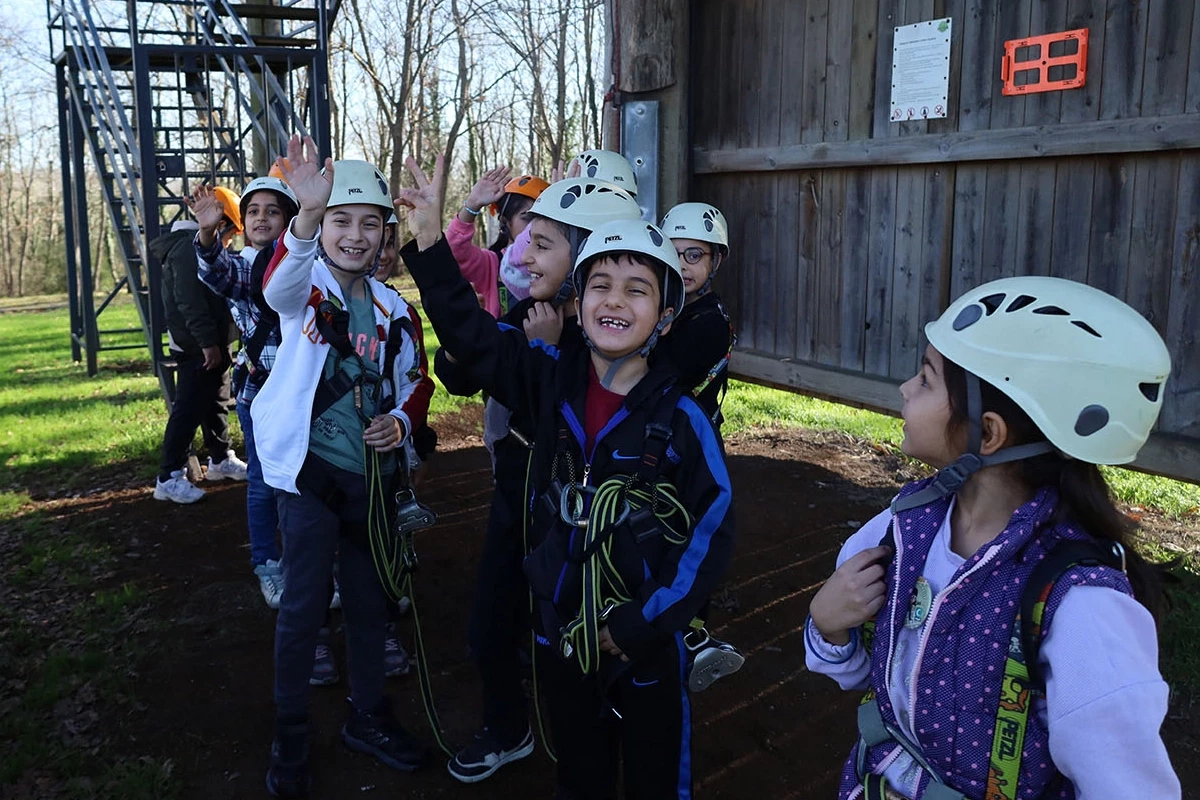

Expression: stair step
xmin=208 ymin=3 xmax=320 ymax=22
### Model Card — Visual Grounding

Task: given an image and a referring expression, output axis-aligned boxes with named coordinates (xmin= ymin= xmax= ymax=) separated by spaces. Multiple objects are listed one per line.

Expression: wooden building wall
xmin=687 ymin=0 xmax=1200 ymax=482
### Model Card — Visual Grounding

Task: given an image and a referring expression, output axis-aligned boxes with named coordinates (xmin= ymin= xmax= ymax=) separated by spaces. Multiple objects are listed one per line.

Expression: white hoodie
xmin=251 ymin=220 xmax=433 ymax=494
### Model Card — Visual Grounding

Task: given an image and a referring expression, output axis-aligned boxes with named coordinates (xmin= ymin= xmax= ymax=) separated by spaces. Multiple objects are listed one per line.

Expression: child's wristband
xmin=462 ymin=204 xmax=482 ymax=217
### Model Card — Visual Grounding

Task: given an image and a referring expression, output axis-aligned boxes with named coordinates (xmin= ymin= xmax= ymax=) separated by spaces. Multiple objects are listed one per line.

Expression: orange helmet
xmin=267 ymin=159 xmax=291 ymax=182
xmin=212 ymin=186 xmax=243 ymax=234
xmin=490 ymin=174 xmax=550 ymax=216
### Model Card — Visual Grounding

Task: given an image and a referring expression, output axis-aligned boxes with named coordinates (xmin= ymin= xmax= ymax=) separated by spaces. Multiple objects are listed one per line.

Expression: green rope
xmin=557 ymin=477 xmax=690 ymax=674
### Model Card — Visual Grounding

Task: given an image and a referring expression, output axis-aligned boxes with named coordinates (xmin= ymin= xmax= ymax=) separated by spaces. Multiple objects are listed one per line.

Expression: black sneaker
xmin=266 ymin=720 xmax=310 ymax=798
xmin=447 ymin=727 xmax=535 ymax=784
xmin=341 ymin=699 xmax=430 ymax=772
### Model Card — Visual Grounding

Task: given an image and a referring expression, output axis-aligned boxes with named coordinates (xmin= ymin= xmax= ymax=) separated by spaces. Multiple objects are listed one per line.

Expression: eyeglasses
xmin=677 ymin=247 xmax=712 ymax=265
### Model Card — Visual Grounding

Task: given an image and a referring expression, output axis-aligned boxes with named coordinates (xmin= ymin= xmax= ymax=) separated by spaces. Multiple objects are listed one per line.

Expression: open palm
xmin=190 ymin=185 xmax=226 ymax=231
xmin=277 ymin=134 xmax=333 ymax=212
xmin=400 ymin=154 xmax=446 ymax=245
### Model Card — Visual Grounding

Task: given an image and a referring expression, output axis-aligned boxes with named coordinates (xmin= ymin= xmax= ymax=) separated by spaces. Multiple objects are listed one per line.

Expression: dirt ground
xmin=11 ymin=407 xmax=1199 ymax=799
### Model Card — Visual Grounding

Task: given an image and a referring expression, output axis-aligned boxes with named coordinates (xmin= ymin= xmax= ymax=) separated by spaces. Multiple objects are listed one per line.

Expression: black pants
xmin=466 ymin=487 xmax=531 ymax=745
xmin=541 ymin=636 xmax=691 ymax=800
xmin=157 ymin=348 xmax=232 ymax=481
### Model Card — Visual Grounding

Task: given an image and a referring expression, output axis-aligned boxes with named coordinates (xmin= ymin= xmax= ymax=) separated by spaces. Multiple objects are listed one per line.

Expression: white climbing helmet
xmin=324 ymin=160 xmax=393 ymax=215
xmin=240 ymin=176 xmax=299 ymax=219
xmin=660 ymin=202 xmax=729 ymax=252
xmin=572 ymin=150 xmax=639 ymax=196
xmin=573 ymin=219 xmax=685 ymax=317
xmin=925 ymin=276 xmax=1171 ymax=465
xmin=527 ymin=178 xmax=641 ymax=232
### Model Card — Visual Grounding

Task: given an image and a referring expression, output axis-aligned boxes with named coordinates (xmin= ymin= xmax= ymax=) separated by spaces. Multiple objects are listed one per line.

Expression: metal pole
xmin=58 ymin=61 xmax=83 ymax=363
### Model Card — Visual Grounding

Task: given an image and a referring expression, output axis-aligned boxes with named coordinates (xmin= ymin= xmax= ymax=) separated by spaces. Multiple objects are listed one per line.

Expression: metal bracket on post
xmin=621 ymin=100 xmax=659 ymax=222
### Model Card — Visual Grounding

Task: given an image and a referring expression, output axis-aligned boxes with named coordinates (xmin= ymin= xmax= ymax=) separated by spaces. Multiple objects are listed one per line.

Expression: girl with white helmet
xmin=399 ymin=156 xmax=735 ymax=799
xmin=252 ymin=135 xmax=435 ymax=796
xmin=658 ymin=201 xmax=734 ymax=427
xmin=806 ymin=277 xmax=1179 ymax=800
xmin=448 ymin=168 xmax=550 ymax=317
xmin=192 ymin=176 xmax=298 ymax=607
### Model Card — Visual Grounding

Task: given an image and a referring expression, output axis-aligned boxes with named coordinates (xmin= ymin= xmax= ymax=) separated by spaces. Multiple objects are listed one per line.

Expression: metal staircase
xmin=48 ymin=0 xmax=336 ymax=402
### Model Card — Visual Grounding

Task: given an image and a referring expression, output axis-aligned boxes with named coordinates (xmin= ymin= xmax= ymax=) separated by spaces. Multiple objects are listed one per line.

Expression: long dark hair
xmin=488 ymin=193 xmax=536 ymax=255
xmin=942 ymin=357 xmax=1166 ymax=620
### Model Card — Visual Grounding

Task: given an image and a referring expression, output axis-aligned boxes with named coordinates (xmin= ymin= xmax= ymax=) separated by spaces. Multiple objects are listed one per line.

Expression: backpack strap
xmin=246 ymin=243 xmax=281 ymax=369
xmin=985 ymin=538 xmax=1126 ymax=800
xmin=634 ymin=384 xmax=684 ymax=489
xmin=309 ymin=296 xmax=374 ymax=420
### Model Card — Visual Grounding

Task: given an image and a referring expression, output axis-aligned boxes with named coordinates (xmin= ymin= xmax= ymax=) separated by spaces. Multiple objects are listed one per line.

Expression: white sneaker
xmin=207 ymin=451 xmax=248 ymax=481
xmin=254 ymin=559 xmax=286 ymax=609
xmin=153 ymin=470 xmax=205 ymax=504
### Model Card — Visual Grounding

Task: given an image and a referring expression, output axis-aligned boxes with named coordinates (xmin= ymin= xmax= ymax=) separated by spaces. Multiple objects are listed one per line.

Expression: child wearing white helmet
xmin=448 ymin=168 xmax=550 ymax=317
xmin=658 ymin=201 xmax=734 ymax=427
xmin=399 ymin=155 xmax=734 ymax=799
xmin=806 ymin=277 xmax=1179 ymax=800
xmin=410 ymin=166 xmax=644 ymax=782
xmin=192 ymin=176 xmax=298 ymax=607
xmin=252 ymin=135 xmax=435 ymax=796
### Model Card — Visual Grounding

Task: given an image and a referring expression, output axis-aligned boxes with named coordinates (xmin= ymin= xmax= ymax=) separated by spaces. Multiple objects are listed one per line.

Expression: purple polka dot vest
xmin=836 ymin=478 xmax=1132 ymax=800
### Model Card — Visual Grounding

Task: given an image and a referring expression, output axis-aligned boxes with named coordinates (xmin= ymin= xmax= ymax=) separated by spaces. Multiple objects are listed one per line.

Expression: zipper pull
xmin=582 ymin=463 xmax=591 ymax=487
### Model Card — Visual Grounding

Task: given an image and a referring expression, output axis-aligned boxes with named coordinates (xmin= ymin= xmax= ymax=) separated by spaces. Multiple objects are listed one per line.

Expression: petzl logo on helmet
xmin=349 ymin=187 xmax=363 ymax=195
xmin=604 ymin=234 xmax=623 ymax=243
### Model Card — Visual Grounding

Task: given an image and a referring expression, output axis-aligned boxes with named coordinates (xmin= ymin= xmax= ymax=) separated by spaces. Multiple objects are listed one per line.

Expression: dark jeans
xmin=157 ymin=348 xmax=232 ymax=481
xmin=466 ymin=489 xmax=530 ymax=745
xmin=542 ymin=637 xmax=691 ymax=800
xmin=273 ymin=454 xmax=390 ymax=722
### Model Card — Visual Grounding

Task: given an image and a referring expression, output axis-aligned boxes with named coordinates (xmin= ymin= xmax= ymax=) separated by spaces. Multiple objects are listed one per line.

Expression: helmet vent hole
xmin=1071 ymin=320 xmax=1102 ymax=338
xmin=1074 ymin=405 xmax=1110 ymax=437
xmin=980 ymin=293 xmax=1006 ymax=315
xmin=1006 ymin=294 xmax=1037 ymax=312
xmin=952 ymin=305 xmax=983 ymax=331
xmin=1139 ymin=382 xmax=1161 ymax=402
xmin=1032 ymin=305 xmax=1070 ymax=316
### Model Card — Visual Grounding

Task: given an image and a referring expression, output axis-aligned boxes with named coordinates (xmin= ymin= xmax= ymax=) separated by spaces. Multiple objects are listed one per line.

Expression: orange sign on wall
xmin=1001 ymin=28 xmax=1089 ymax=96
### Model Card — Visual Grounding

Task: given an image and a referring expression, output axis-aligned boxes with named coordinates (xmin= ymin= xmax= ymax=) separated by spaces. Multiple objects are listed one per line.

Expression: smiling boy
xmin=398 ymin=156 xmax=734 ymax=800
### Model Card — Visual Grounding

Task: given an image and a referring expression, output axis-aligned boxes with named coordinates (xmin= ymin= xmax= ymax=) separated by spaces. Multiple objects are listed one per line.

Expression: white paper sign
xmin=890 ymin=18 xmax=952 ymax=122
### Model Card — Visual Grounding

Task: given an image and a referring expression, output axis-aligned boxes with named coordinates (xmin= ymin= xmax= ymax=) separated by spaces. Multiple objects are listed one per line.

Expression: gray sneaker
xmin=384 ymin=622 xmax=410 ymax=677
xmin=447 ymin=727 xmax=535 ymax=783
xmin=310 ymin=629 xmax=339 ymax=686
xmin=255 ymin=560 xmax=286 ymax=609
xmin=153 ymin=470 xmax=205 ymax=504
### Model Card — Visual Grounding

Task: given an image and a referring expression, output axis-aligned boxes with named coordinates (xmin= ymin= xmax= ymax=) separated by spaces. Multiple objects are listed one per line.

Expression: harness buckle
xmin=394 ymin=487 xmax=437 ymax=536
xmin=559 ymin=482 xmax=595 ymax=528
xmin=644 ymin=421 xmax=671 ymax=444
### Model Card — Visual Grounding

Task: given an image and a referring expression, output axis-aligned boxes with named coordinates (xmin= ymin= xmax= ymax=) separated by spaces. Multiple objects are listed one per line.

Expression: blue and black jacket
xmin=401 ymin=236 xmax=735 ymax=664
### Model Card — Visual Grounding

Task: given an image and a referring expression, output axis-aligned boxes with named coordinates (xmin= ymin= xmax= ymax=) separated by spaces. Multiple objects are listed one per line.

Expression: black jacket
xmin=151 ymin=228 xmax=234 ymax=354
xmin=403 ymin=237 xmax=734 ymax=664
xmin=655 ymin=291 xmax=733 ymax=427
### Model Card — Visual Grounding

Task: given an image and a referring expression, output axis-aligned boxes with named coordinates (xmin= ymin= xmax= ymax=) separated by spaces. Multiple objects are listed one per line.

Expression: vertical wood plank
xmin=802 ymin=0 xmax=831 ymax=144
xmin=949 ymin=165 xmax=986 ymax=298
xmin=688 ymin=2 xmax=712 ymax=150
xmin=758 ymin=0 xmax=785 ymax=149
xmin=825 ymin=0 xmax=853 ymax=143
xmin=864 ymin=167 xmax=898 ymax=376
xmin=956 ymin=1 xmax=999 ymax=132
xmin=718 ymin=1 xmax=743 ymax=151
xmin=1086 ymin=157 xmax=1134 ymax=297
xmin=1049 ymin=156 xmax=1095 ymax=283
xmin=816 ymin=169 xmax=847 ymax=365
xmin=991 ymin=0 xmax=1033 ymax=131
xmin=1187 ymin=0 xmax=1200 ymax=113
xmin=873 ymin=0 xmax=902 ymax=138
xmin=1097 ymin=0 xmax=1149 ymax=120
xmin=1127 ymin=153 xmax=1178 ymax=334
xmin=920 ymin=164 xmax=953 ymax=338
xmin=849 ymin=0 xmax=879 ymax=140
xmin=1013 ymin=159 xmax=1058 ymax=276
xmin=779 ymin=0 xmax=808 ymax=146
xmin=792 ymin=172 xmax=819 ymax=361
xmin=890 ymin=164 xmax=927 ymax=379
xmin=1023 ymin=0 xmax=1069 ymax=127
xmin=839 ymin=169 xmax=872 ymax=370
xmin=1060 ymin=0 xmax=1106 ymax=123
xmin=1141 ymin=0 xmax=1192 ymax=117
xmin=737 ymin=0 xmax=763 ymax=150
xmin=1163 ymin=153 xmax=1200 ymax=437
xmin=773 ymin=172 xmax=802 ymax=359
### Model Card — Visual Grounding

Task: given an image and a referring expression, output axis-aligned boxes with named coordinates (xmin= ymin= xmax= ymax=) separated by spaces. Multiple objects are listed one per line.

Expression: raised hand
xmin=566 ymin=157 xmax=581 ymax=179
xmin=465 ymin=166 xmax=513 ymax=210
xmin=522 ymin=301 xmax=564 ymax=345
xmin=550 ymin=159 xmax=565 ymax=183
xmin=399 ymin=153 xmax=445 ymax=250
xmin=807 ymin=545 xmax=893 ymax=646
xmin=189 ymin=185 xmax=227 ymax=247
xmin=277 ymin=135 xmax=332 ymax=240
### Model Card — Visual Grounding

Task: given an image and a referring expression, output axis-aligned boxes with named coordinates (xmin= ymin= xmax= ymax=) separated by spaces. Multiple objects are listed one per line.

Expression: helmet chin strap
xmin=892 ymin=371 xmax=1055 ymax=513
xmin=318 ymin=240 xmax=384 ymax=281
xmin=694 ymin=252 xmax=723 ymax=298
xmin=551 ymin=228 xmax=586 ymax=308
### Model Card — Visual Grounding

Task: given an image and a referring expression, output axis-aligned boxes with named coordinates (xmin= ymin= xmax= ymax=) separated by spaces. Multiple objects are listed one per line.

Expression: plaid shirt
xmin=195 ymin=236 xmax=280 ymax=403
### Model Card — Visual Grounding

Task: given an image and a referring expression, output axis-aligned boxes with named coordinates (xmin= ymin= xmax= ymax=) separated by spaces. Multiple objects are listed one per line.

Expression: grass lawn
xmin=0 ymin=294 xmax=1197 ymax=795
